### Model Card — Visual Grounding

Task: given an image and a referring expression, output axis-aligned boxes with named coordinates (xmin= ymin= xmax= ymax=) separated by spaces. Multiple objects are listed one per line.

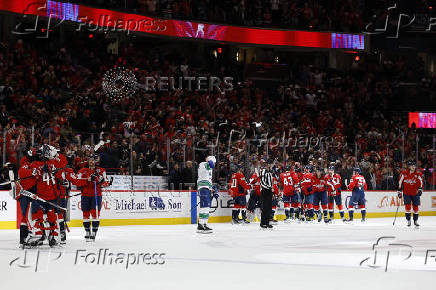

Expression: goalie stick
xmin=19 ymin=190 xmax=67 ymax=211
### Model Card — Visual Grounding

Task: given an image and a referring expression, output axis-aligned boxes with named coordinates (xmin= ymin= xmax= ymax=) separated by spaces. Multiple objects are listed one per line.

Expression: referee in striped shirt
xmin=260 ymin=159 xmax=274 ymax=228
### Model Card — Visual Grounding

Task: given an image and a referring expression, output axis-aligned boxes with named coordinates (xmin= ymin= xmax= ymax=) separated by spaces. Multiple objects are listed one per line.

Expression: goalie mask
xmin=40 ymin=144 xmax=59 ymax=160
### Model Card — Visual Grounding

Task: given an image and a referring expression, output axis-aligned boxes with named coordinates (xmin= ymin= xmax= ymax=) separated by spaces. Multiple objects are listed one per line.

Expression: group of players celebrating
xmin=226 ymin=160 xmax=424 ymax=229
xmin=7 ymin=151 xmax=425 ymax=240
xmin=9 ymin=144 xmax=109 ymax=248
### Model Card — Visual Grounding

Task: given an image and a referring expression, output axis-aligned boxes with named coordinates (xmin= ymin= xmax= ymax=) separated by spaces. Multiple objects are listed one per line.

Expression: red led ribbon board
xmin=409 ymin=112 xmax=436 ymax=129
xmin=0 ymin=0 xmax=365 ymax=50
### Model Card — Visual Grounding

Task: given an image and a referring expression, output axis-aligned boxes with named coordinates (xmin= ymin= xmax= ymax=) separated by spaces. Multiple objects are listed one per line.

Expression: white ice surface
xmin=1 ymin=217 xmax=436 ymax=290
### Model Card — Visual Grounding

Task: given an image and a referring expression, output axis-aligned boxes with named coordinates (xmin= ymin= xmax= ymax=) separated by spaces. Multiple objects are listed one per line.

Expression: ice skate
xmin=197 ymin=223 xmax=212 ymax=234
xmin=85 ymin=231 xmax=92 ymax=242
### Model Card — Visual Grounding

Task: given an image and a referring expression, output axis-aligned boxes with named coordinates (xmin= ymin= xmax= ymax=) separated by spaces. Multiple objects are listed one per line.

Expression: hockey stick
xmin=94 ymin=180 xmax=100 ymax=219
xmin=19 ymin=190 xmax=67 ymax=211
xmin=393 ymin=193 xmax=401 ymax=226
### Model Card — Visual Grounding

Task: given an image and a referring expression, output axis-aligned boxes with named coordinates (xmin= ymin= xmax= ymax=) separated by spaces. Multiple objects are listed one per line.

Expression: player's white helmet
xmin=206 ymin=156 xmax=216 ymax=168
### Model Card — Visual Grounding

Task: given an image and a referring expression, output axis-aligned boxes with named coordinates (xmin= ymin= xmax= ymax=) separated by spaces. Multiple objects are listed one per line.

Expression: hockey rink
xmin=1 ymin=217 xmax=436 ymax=290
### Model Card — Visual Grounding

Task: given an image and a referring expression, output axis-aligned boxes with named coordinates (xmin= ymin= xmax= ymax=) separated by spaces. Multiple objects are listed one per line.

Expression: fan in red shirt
xmin=398 ymin=161 xmax=423 ymax=228
xmin=325 ymin=165 xmax=344 ymax=221
xmin=74 ymin=156 xmax=109 ymax=241
xmin=280 ymin=166 xmax=299 ymax=222
xmin=26 ymin=145 xmax=65 ymax=247
xmin=228 ymin=165 xmax=250 ymax=224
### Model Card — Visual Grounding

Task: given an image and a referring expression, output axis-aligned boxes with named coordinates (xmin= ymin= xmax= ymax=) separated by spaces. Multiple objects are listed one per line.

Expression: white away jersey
xmin=197 ymin=161 xmax=213 ymax=190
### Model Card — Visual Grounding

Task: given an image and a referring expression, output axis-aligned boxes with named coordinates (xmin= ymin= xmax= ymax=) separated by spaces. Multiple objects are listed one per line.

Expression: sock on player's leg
xmin=232 ymin=209 xmax=238 ymax=220
xmin=361 ymin=209 xmax=366 ymax=221
xmin=91 ymin=220 xmax=100 ymax=239
xmin=83 ymin=220 xmax=91 ymax=239
xmin=339 ymin=211 xmax=344 ymax=220
xmin=405 ymin=212 xmax=411 ymax=221
xmin=19 ymin=223 xmax=28 ymax=244
xmin=285 ymin=209 xmax=290 ymax=219
xmin=348 ymin=210 xmax=354 ymax=220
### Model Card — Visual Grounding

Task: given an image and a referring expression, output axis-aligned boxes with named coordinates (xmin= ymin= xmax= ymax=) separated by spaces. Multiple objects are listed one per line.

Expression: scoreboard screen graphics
xmin=409 ymin=112 xmax=436 ymax=129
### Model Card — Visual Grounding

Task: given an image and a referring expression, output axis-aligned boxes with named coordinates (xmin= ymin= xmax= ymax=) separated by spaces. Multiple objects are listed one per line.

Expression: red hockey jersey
xmin=29 ymin=160 xmax=60 ymax=201
xmin=74 ymin=167 xmax=108 ymax=197
xmin=399 ymin=170 xmax=423 ymax=196
xmin=349 ymin=174 xmax=367 ymax=191
xmin=312 ymin=175 xmax=327 ymax=192
xmin=280 ymin=171 xmax=299 ymax=195
xmin=300 ymin=172 xmax=314 ymax=195
xmin=249 ymin=172 xmax=261 ymax=196
xmin=325 ymin=173 xmax=342 ymax=195
xmin=228 ymin=172 xmax=250 ymax=197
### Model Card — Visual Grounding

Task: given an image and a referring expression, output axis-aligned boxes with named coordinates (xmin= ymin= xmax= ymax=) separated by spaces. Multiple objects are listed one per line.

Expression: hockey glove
xmin=397 ymin=191 xmax=402 ymax=199
xmin=417 ymin=188 xmax=423 ymax=196
xmin=212 ymin=185 xmax=219 ymax=199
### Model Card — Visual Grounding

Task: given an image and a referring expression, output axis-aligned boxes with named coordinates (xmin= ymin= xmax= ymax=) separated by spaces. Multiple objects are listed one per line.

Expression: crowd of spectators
xmin=0 ymin=34 xmax=435 ymax=191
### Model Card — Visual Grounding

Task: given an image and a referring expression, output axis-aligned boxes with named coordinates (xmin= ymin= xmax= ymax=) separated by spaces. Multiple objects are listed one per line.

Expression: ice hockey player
xmin=312 ymin=167 xmax=330 ymax=223
xmin=196 ymin=156 xmax=218 ymax=233
xmin=398 ymin=160 xmax=423 ymax=228
xmin=228 ymin=164 xmax=250 ymax=224
xmin=247 ymin=169 xmax=261 ymax=222
xmin=280 ymin=166 xmax=299 ymax=222
xmin=293 ymin=163 xmax=304 ymax=220
xmin=26 ymin=145 xmax=65 ymax=247
xmin=300 ymin=165 xmax=315 ymax=221
xmin=325 ymin=165 xmax=344 ymax=221
xmin=75 ymin=155 xmax=108 ymax=241
xmin=13 ymin=148 xmax=38 ymax=246
xmin=56 ymin=165 xmax=75 ymax=244
xmin=270 ymin=174 xmax=280 ymax=224
xmin=346 ymin=167 xmax=367 ymax=222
